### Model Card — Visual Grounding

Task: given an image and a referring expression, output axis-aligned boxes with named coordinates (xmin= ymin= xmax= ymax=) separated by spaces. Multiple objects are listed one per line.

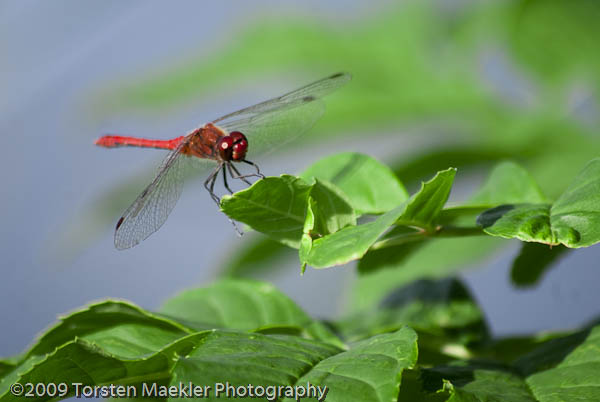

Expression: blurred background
xmin=2 ymin=0 xmax=600 ymax=357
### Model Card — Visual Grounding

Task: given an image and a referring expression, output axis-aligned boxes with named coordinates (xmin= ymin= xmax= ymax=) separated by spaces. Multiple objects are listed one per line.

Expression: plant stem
xmin=371 ymin=225 xmax=484 ymax=250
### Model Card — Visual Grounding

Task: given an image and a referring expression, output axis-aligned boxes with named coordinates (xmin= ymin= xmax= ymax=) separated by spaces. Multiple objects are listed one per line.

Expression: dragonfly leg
xmin=220 ymin=164 xmax=244 ymax=236
xmin=229 ymin=219 xmax=244 ymax=237
xmin=227 ymin=163 xmax=252 ymax=186
xmin=204 ymin=164 xmax=222 ymax=206
xmin=223 ymin=163 xmax=234 ymax=194
xmin=241 ymin=160 xmax=265 ymax=179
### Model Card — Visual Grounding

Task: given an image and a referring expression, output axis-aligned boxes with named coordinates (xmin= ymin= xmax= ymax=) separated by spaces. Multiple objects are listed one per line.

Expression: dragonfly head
xmin=218 ymin=131 xmax=248 ymax=161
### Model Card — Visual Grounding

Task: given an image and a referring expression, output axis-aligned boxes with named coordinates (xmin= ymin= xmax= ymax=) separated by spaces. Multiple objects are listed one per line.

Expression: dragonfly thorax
xmin=218 ymin=131 xmax=248 ymax=161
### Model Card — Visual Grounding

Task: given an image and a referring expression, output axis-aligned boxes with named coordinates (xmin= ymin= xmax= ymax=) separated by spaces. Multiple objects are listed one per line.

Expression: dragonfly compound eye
xmin=232 ymin=139 xmax=248 ymax=160
xmin=217 ymin=136 xmax=234 ymax=160
xmin=229 ymin=131 xmax=246 ymax=142
xmin=228 ymin=131 xmax=248 ymax=160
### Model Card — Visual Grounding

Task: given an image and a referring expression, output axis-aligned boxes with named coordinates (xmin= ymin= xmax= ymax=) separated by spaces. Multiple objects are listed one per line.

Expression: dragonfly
xmin=95 ymin=72 xmax=351 ymax=250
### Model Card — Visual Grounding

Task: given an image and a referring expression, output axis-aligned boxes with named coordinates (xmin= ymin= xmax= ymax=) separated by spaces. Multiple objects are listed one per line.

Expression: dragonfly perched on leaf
xmin=95 ymin=72 xmax=351 ymax=249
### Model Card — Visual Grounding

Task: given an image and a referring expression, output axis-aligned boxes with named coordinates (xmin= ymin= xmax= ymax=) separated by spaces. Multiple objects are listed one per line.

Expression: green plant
xmin=3 ymin=154 xmax=600 ymax=401
xmin=12 ymin=0 xmax=600 ymax=400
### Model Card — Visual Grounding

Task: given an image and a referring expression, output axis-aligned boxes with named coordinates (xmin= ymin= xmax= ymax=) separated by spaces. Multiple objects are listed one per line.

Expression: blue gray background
xmin=2 ymin=0 xmax=599 ymax=357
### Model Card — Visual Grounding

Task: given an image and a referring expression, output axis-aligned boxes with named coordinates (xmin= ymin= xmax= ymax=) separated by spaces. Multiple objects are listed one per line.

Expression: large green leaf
xmin=160 ymin=280 xmax=311 ymax=330
xmin=159 ymin=279 xmax=342 ymax=346
xmin=0 ymin=331 xmax=212 ymax=402
xmin=283 ymin=327 xmax=418 ymax=402
xmin=220 ymin=175 xmax=312 ymax=248
xmin=478 ymin=158 xmax=600 ymax=248
xmin=168 ymin=331 xmax=340 ymax=402
xmin=26 ymin=301 xmax=192 ymax=358
xmin=221 ymin=175 xmax=354 ymax=249
xmin=301 ymin=152 xmax=409 ymax=214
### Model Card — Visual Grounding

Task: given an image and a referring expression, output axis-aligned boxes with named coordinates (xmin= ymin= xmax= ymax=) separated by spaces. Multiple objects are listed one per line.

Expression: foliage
xmin=222 ymin=155 xmax=600 ymax=273
xmin=19 ymin=0 xmax=600 ymax=400
xmin=2 ymin=278 xmax=600 ymax=401
xmin=6 ymin=156 xmax=600 ymax=400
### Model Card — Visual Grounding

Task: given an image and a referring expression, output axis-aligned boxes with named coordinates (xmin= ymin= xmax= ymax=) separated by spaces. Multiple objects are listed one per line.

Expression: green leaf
xmin=221 ymin=175 xmax=312 ymax=248
xmin=283 ymin=327 xmax=418 ymax=402
xmin=398 ymin=369 xmax=449 ymax=402
xmin=523 ymin=325 xmax=600 ymax=401
xmin=467 ymin=161 xmax=548 ymax=206
xmin=550 ymin=158 xmax=600 ymax=247
xmin=397 ymin=168 xmax=456 ymax=230
xmin=26 ymin=301 xmax=192 ymax=358
xmin=301 ymin=168 xmax=457 ymax=269
xmin=427 ymin=363 xmax=537 ymax=402
xmin=511 ymin=243 xmax=570 ymax=287
xmin=159 ymin=279 xmax=342 ymax=346
xmin=0 ymin=363 xmax=16 ymax=382
xmin=393 ymin=147 xmax=518 ymax=192
xmin=299 ymin=197 xmax=318 ymax=273
xmin=308 ymin=179 xmax=356 ymax=236
xmin=477 ymin=335 xmax=562 ymax=366
xmin=0 ymin=332 xmax=213 ymax=402
xmin=439 ymin=161 xmax=545 ymax=226
xmin=160 ymin=280 xmax=308 ymax=331
xmin=220 ymin=175 xmax=354 ymax=249
xmin=169 ymin=331 xmax=341 ymax=401
xmin=478 ymin=204 xmax=555 ymax=243
xmin=514 ymin=328 xmax=594 ymax=377
xmin=425 ymin=325 xmax=600 ymax=402
xmin=478 ymin=158 xmax=600 ymax=248
xmin=337 ymin=279 xmax=487 ymax=348
xmin=301 ymin=152 xmax=409 ymax=214
xmin=301 ymin=203 xmax=407 ymax=268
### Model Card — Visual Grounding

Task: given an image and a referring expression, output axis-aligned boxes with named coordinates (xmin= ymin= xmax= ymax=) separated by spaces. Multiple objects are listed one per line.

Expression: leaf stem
xmin=371 ymin=225 xmax=484 ymax=250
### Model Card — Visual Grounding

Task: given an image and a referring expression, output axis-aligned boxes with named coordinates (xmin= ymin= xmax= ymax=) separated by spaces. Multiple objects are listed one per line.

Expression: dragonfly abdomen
xmin=95 ymin=135 xmax=185 ymax=150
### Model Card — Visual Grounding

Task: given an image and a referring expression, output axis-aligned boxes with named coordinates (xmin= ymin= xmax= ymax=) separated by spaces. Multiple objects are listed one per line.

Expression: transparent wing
xmin=212 ymin=72 xmax=351 ymax=157
xmin=114 ymin=141 xmax=215 ymax=250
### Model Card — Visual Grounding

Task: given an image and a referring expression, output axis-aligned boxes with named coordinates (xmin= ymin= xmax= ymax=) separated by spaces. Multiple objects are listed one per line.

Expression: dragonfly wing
xmin=213 ymin=72 xmax=350 ymax=158
xmin=212 ymin=72 xmax=351 ymax=125
xmin=114 ymin=145 xmax=188 ymax=250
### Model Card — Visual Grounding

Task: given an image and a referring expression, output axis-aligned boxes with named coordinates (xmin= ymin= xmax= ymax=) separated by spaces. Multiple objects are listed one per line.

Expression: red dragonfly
xmin=95 ymin=72 xmax=351 ymax=249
